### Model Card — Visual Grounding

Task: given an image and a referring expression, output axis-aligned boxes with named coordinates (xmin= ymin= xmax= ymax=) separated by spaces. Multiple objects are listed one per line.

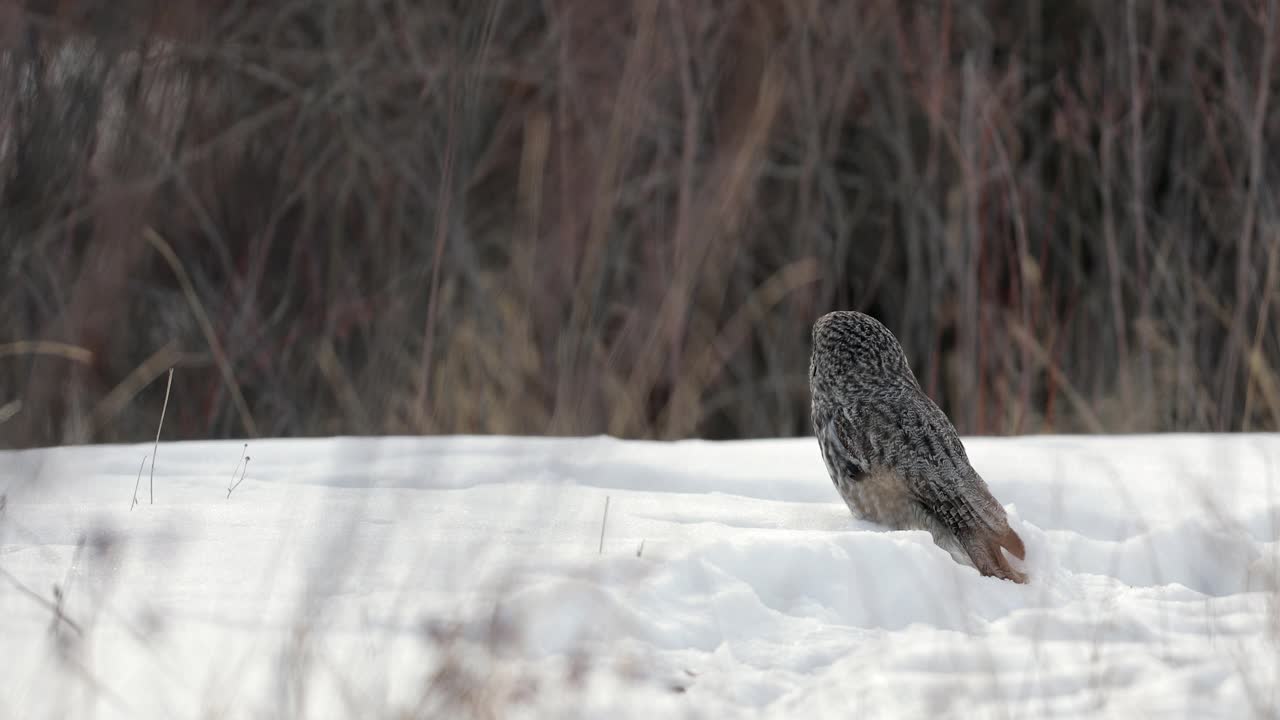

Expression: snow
xmin=3 ymin=433 xmax=1279 ymax=719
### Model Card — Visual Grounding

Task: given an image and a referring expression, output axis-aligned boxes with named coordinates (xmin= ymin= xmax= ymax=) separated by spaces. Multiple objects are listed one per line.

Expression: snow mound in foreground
xmin=2 ymin=433 xmax=1279 ymax=718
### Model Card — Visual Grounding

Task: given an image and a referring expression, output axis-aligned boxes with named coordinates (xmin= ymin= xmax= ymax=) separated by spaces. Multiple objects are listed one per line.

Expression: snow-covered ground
xmin=3 ymin=433 xmax=1279 ymax=718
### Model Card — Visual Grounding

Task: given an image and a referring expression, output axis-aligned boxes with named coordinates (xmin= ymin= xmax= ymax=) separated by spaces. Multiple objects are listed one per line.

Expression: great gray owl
xmin=809 ymin=310 xmax=1027 ymax=583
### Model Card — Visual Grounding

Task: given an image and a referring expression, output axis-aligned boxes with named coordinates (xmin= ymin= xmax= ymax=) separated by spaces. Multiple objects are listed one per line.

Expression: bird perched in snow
xmin=809 ymin=310 xmax=1027 ymax=583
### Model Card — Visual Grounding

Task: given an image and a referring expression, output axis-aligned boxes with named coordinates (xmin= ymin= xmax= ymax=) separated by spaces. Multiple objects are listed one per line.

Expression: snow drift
xmin=2 ymin=433 xmax=1278 ymax=718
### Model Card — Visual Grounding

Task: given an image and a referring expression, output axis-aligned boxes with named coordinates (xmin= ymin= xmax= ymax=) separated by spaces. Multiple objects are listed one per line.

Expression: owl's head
xmin=809 ymin=311 xmax=919 ymax=397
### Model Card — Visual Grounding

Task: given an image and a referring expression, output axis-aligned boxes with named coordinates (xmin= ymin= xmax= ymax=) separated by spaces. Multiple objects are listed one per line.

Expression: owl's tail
xmin=956 ymin=522 xmax=1027 ymax=584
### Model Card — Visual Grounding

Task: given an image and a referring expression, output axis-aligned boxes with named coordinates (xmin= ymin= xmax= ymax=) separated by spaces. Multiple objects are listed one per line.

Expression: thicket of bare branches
xmin=2 ymin=0 xmax=1278 ymax=448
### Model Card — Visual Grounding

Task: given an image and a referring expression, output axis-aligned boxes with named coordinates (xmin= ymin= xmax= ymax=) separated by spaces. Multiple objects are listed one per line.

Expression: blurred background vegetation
xmin=1 ymin=0 xmax=1278 ymax=448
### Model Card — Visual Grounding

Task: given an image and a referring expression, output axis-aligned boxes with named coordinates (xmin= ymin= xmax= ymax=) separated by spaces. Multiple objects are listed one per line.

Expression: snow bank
xmin=2 ymin=433 xmax=1278 ymax=718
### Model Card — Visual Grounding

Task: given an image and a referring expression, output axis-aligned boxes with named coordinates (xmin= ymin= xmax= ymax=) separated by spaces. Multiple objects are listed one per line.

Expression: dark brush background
xmin=2 ymin=0 xmax=1278 ymax=448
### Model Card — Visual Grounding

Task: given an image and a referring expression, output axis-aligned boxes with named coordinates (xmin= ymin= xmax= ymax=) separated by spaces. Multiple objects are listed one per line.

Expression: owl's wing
xmin=815 ymin=405 xmax=868 ymax=487
xmin=900 ymin=399 xmax=1027 ymax=582
xmin=904 ymin=462 xmax=1005 ymax=533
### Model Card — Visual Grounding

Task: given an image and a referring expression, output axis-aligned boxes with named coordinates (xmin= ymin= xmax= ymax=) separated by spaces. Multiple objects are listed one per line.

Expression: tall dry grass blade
xmin=0 ymin=342 xmax=94 ymax=364
xmin=0 ymin=400 xmax=20 ymax=425
xmin=91 ymin=340 xmax=182 ymax=430
xmin=131 ymin=455 xmax=146 ymax=510
xmin=149 ymin=368 xmax=174 ymax=504
xmin=598 ymin=496 xmax=611 ymax=555
xmin=143 ymin=227 xmax=258 ymax=438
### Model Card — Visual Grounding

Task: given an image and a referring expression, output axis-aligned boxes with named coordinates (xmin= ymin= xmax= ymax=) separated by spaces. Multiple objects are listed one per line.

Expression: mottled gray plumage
xmin=809 ymin=310 xmax=1027 ymax=583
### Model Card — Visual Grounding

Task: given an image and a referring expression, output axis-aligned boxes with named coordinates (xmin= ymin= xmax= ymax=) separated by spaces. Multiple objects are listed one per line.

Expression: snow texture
xmin=3 ymin=433 xmax=1279 ymax=718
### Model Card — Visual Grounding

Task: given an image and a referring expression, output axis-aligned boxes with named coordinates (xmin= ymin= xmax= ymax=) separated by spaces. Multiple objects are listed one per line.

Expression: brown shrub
xmin=2 ymin=0 xmax=1278 ymax=447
